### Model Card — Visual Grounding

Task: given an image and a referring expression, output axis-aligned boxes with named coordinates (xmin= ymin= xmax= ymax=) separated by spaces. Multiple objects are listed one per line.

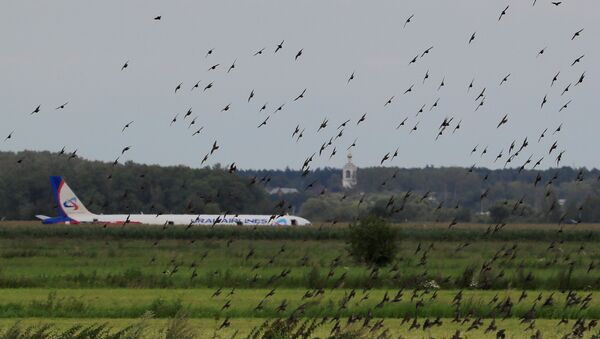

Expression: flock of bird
xmin=2 ymin=1 xmax=590 ymax=213
xmin=1 ymin=1 xmax=597 ymax=337
xmin=149 ymin=238 xmax=598 ymax=338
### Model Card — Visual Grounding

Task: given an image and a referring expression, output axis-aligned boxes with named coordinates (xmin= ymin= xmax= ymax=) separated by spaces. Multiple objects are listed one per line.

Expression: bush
xmin=148 ymin=298 xmax=183 ymax=318
xmin=489 ymin=202 xmax=511 ymax=224
xmin=347 ymin=216 xmax=397 ymax=267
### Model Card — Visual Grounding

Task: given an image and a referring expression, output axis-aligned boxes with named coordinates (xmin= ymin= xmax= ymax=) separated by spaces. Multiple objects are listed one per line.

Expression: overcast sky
xmin=0 ymin=1 xmax=597 ymax=170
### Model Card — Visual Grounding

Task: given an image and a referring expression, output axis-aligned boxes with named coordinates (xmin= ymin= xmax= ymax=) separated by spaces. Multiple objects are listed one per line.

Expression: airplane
xmin=36 ymin=176 xmax=311 ymax=226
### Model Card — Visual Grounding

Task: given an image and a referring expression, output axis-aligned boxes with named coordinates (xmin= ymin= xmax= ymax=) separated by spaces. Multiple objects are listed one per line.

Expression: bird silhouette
xmin=55 ymin=102 xmax=69 ymax=110
xmin=253 ymin=47 xmax=265 ymax=56
xmin=121 ymin=121 xmax=134 ymax=133
xmin=571 ymin=29 xmax=584 ymax=40
xmin=274 ymin=40 xmax=284 ymax=53
xmin=498 ymin=5 xmax=509 ymax=21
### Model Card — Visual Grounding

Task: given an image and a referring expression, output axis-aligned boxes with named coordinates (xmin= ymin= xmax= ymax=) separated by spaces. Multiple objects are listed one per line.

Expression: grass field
xmin=0 ymin=222 xmax=598 ymax=338
xmin=0 ymin=318 xmax=596 ymax=338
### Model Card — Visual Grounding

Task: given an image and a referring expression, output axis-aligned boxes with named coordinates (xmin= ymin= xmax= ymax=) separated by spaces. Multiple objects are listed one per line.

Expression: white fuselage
xmin=44 ymin=176 xmax=311 ymax=226
xmin=67 ymin=213 xmax=311 ymax=226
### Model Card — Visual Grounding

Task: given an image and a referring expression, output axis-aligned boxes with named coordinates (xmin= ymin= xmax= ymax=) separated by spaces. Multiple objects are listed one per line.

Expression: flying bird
xmin=541 ymin=95 xmax=547 ymax=109
xmin=497 ymin=114 xmax=509 ymax=128
xmin=499 ymin=73 xmax=510 ymax=86
xmin=384 ymin=96 xmax=394 ymax=107
xmin=571 ymin=55 xmax=584 ymax=66
xmin=469 ymin=32 xmax=476 ymax=44
xmin=227 ymin=60 xmax=236 ymax=73
xmin=571 ymin=29 xmax=584 ymax=40
xmin=437 ymin=77 xmax=445 ymax=91
xmin=337 ymin=119 xmax=350 ymax=129
xmin=4 ymin=131 xmax=14 ymax=142
xmin=192 ymin=127 xmax=204 ymax=136
xmin=537 ymin=47 xmax=546 ymax=57
xmin=396 ymin=117 xmax=408 ymax=129
xmin=421 ymin=46 xmax=434 ymax=57
xmin=170 ymin=114 xmax=178 ymax=126
xmin=575 ymin=72 xmax=585 ymax=86
xmin=347 ymin=71 xmax=355 ymax=84
xmin=357 ymin=113 xmax=366 ymax=125
xmin=408 ymin=55 xmax=418 ymax=65
xmin=253 ymin=47 xmax=265 ymax=56
xmin=559 ymin=100 xmax=572 ymax=112
xmin=121 ymin=121 xmax=134 ymax=133
xmin=498 ymin=5 xmax=509 ymax=21
xmin=317 ymin=118 xmax=328 ymax=132
xmin=275 ymin=40 xmax=284 ymax=53
xmin=551 ymin=72 xmax=559 ymax=86
xmin=259 ymin=103 xmax=267 ymax=112
xmin=258 ymin=116 xmax=270 ymax=128
xmin=29 ymin=105 xmax=42 ymax=115
xmin=210 ymin=141 xmax=219 ymax=154
xmin=294 ymin=89 xmax=307 ymax=101
xmin=404 ymin=14 xmax=414 ymax=28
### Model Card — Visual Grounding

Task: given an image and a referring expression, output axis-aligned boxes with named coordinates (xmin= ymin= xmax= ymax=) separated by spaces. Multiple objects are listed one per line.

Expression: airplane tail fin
xmin=50 ymin=176 xmax=93 ymax=220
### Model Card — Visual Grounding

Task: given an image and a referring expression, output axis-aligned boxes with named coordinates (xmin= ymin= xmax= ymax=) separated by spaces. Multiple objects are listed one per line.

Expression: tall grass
xmin=0 ymin=223 xmax=598 ymax=242
xmin=0 ymin=290 xmax=597 ymax=320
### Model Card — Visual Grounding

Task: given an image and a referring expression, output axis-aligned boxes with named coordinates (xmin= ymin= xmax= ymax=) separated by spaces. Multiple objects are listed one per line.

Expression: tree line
xmin=1 ymin=150 xmax=600 ymax=223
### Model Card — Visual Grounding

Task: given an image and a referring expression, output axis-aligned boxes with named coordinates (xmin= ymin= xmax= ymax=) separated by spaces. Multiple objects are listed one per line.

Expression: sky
xmin=0 ymin=0 xmax=597 ymax=170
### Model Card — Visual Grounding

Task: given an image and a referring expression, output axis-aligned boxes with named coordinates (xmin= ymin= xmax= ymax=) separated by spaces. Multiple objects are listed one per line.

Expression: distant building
xmin=268 ymin=187 xmax=299 ymax=195
xmin=342 ymin=153 xmax=357 ymax=189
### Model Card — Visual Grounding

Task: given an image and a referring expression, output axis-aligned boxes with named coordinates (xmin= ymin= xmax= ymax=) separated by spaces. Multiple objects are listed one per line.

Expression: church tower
xmin=342 ymin=153 xmax=357 ymax=189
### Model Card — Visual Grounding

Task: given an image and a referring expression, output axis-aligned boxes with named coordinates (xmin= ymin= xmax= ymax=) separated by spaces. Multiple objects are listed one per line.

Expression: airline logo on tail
xmin=62 ymin=197 xmax=80 ymax=210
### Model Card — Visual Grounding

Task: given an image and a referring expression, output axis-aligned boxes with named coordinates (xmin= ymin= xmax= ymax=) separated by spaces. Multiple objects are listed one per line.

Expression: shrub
xmin=347 ymin=216 xmax=397 ymax=267
xmin=147 ymin=298 xmax=183 ymax=318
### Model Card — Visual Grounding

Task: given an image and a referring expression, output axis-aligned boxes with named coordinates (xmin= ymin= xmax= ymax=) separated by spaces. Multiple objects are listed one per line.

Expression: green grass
xmin=0 ymin=222 xmax=599 ymax=242
xmin=0 ymin=318 xmax=598 ymax=339
xmin=0 ymin=289 xmax=596 ymax=319
xmin=0 ymin=236 xmax=598 ymax=290
xmin=0 ymin=222 xmax=598 ymax=338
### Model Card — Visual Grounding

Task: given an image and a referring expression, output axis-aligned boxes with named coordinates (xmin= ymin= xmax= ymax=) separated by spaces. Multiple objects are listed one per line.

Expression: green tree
xmin=347 ymin=216 xmax=397 ymax=267
xmin=489 ymin=202 xmax=511 ymax=223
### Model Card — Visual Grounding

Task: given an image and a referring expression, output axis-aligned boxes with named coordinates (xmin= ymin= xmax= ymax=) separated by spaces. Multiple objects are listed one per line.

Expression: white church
xmin=342 ymin=153 xmax=357 ymax=189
